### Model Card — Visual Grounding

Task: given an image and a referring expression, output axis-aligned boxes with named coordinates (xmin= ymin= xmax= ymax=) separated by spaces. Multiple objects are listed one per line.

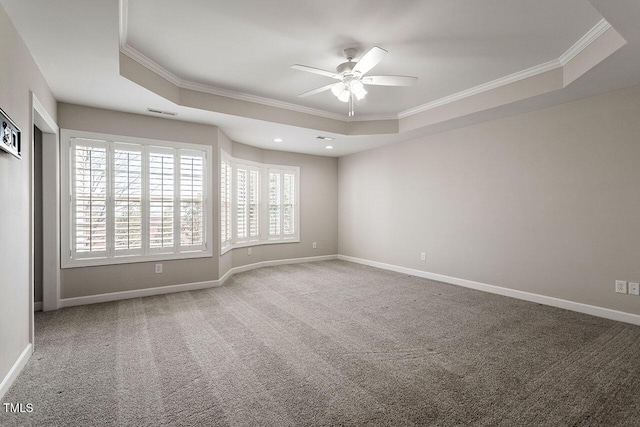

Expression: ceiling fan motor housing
xmin=336 ymin=61 xmax=356 ymax=75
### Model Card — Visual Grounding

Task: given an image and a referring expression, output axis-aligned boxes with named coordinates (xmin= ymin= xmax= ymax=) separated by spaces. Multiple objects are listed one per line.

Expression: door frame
xmin=31 ymin=93 xmax=59 ymax=345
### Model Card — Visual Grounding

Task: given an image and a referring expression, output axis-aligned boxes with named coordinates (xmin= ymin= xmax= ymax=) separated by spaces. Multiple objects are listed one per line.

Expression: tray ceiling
xmin=1 ymin=0 xmax=638 ymax=156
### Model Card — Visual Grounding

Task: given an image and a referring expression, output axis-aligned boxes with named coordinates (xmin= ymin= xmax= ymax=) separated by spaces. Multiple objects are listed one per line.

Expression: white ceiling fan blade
xmin=291 ymin=64 xmax=340 ymax=79
xmin=298 ymin=83 xmax=339 ymax=98
xmin=353 ymin=46 xmax=387 ymax=75
xmin=362 ymin=75 xmax=418 ymax=86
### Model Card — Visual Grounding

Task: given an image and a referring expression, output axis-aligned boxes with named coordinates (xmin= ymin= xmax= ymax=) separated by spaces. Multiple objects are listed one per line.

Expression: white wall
xmin=339 ymin=84 xmax=640 ymax=316
xmin=0 ymin=4 xmax=57 ymax=393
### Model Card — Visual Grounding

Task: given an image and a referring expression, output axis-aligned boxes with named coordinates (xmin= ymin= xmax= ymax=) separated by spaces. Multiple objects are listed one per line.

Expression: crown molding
xmin=121 ymin=41 xmax=397 ymax=122
xmin=119 ymin=0 xmax=611 ymax=124
xmin=559 ymin=19 xmax=611 ymax=65
xmin=118 ymin=0 xmax=129 ymax=54
xmin=398 ymin=19 xmax=612 ymax=119
xmin=397 ymin=58 xmax=562 ymax=119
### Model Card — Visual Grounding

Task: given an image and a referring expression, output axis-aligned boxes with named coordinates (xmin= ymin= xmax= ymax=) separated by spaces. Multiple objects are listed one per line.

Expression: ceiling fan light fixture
xmin=354 ymin=87 xmax=367 ymax=101
xmin=337 ymin=90 xmax=350 ymax=103
xmin=330 ymin=83 xmax=344 ymax=97
xmin=348 ymin=79 xmax=367 ymax=100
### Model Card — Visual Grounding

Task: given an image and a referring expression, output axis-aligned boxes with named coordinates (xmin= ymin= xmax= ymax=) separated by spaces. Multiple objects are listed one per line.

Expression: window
xmin=62 ymin=130 xmax=212 ymax=267
xmin=220 ymin=151 xmax=299 ymax=253
xmin=236 ymin=163 xmax=260 ymax=242
xmin=268 ymin=168 xmax=297 ymax=240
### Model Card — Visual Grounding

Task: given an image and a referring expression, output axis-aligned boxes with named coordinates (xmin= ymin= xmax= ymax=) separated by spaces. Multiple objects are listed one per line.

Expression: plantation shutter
xmin=71 ymin=139 xmax=108 ymax=259
xmin=268 ymin=168 xmax=298 ymax=240
xmin=249 ymin=169 xmax=260 ymax=239
xmin=283 ymin=172 xmax=295 ymax=236
xmin=269 ymin=172 xmax=281 ymax=237
xmin=220 ymin=157 xmax=232 ymax=244
xmin=236 ymin=163 xmax=261 ymax=242
xmin=237 ymin=167 xmax=247 ymax=239
xmin=148 ymin=147 xmax=175 ymax=252
xmin=113 ymin=143 xmax=143 ymax=255
xmin=179 ymin=150 xmax=205 ymax=250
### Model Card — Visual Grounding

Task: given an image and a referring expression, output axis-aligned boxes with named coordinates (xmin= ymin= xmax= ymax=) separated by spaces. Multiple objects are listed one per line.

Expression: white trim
xmin=337 ymin=255 xmax=640 ymax=326
xmin=118 ymin=0 xmax=611 ymax=124
xmin=34 ymin=302 xmax=43 ymax=312
xmin=398 ymin=19 xmax=613 ymax=119
xmin=225 ymin=254 xmax=337 ymax=277
xmin=397 ymin=59 xmax=561 ymax=118
xmin=59 ymin=279 xmax=220 ymax=308
xmin=58 ymin=255 xmax=338 ymax=308
xmin=32 ymin=96 xmax=59 ymax=133
xmin=118 ymin=0 xmax=128 ymax=54
xmin=0 ymin=344 xmax=32 ymax=400
xmin=559 ymin=19 xmax=611 ymax=65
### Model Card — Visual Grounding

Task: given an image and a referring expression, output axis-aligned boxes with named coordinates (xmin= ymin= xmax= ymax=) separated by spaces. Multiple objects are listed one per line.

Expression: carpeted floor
xmin=2 ymin=260 xmax=640 ymax=426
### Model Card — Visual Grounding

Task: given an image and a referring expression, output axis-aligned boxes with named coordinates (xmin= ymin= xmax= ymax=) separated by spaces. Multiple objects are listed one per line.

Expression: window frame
xmin=61 ymin=129 xmax=213 ymax=268
xmin=220 ymin=150 xmax=300 ymax=255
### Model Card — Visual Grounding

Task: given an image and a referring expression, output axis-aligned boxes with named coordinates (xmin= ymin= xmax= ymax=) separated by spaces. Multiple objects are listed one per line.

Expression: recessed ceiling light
xmin=325 ymin=145 xmax=334 ymax=150
xmin=316 ymin=136 xmax=334 ymax=141
xmin=273 ymin=138 xmax=283 ymax=143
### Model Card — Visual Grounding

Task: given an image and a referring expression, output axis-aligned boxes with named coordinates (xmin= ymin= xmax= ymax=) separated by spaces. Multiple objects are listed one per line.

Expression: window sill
xmin=220 ymin=238 xmax=300 ymax=256
xmin=62 ymin=249 xmax=213 ymax=269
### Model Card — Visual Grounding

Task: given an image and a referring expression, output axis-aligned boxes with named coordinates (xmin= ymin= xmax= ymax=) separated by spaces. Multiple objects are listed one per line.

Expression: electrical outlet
xmin=312 ymin=242 xmax=317 ymax=249
xmin=420 ymin=252 xmax=426 ymax=261
xmin=629 ymin=282 xmax=640 ymax=296
xmin=155 ymin=263 xmax=162 ymax=274
xmin=615 ymin=280 xmax=627 ymax=294
xmin=248 ymin=247 xmax=252 ymax=255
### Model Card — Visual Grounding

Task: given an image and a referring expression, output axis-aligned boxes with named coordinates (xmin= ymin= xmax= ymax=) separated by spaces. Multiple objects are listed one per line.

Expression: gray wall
xmin=58 ymin=103 xmax=219 ymax=298
xmin=219 ymin=138 xmax=339 ymax=275
xmin=339 ymin=84 xmax=640 ymax=316
xmin=0 ymin=4 xmax=57 ymax=392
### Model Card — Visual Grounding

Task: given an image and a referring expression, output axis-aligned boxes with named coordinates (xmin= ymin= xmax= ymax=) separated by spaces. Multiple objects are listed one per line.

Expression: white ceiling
xmin=1 ymin=0 xmax=639 ymax=157
xmin=125 ymin=0 xmax=601 ymax=117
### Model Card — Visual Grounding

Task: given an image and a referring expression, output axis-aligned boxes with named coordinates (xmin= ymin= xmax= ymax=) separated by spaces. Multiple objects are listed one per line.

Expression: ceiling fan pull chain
xmin=349 ymin=93 xmax=354 ymax=117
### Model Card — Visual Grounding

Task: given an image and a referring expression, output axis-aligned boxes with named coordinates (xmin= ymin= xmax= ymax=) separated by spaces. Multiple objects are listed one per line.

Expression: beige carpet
xmin=2 ymin=260 xmax=640 ymax=426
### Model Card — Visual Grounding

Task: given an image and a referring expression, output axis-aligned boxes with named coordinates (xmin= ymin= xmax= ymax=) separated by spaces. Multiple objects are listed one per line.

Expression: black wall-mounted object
xmin=1 ymin=108 xmax=21 ymax=159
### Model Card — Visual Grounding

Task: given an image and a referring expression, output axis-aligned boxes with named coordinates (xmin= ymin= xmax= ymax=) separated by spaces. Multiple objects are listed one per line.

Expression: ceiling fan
xmin=291 ymin=46 xmax=418 ymax=117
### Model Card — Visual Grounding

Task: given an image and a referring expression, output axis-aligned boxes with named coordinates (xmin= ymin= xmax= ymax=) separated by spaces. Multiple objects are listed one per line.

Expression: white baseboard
xmin=221 ymin=254 xmax=338 ymax=281
xmin=59 ymin=254 xmax=338 ymax=308
xmin=33 ymin=301 xmax=42 ymax=312
xmin=337 ymin=255 xmax=640 ymax=326
xmin=0 ymin=344 xmax=32 ymax=401
xmin=58 ymin=279 xmax=220 ymax=308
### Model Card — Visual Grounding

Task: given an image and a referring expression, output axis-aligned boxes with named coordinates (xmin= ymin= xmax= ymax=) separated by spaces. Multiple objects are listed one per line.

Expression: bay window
xmin=220 ymin=151 xmax=299 ymax=253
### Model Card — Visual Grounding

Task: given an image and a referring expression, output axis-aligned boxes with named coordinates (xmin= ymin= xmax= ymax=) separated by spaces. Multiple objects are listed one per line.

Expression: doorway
xmin=30 ymin=93 xmax=60 ymax=348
